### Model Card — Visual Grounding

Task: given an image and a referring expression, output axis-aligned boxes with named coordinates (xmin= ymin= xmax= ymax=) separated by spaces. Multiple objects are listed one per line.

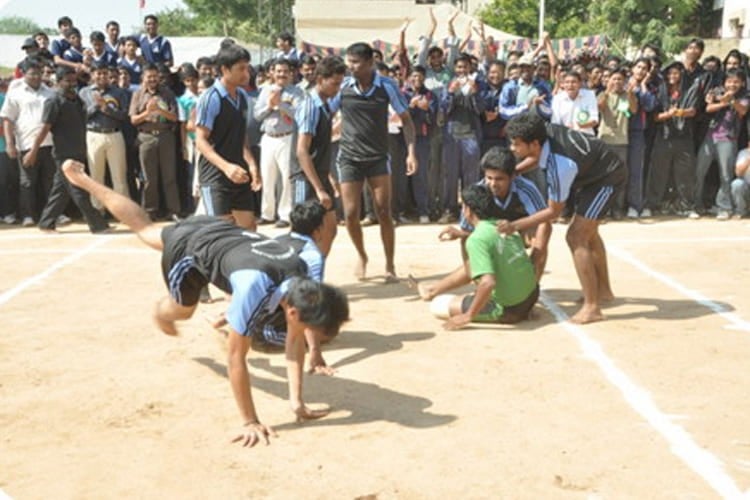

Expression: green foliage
xmin=0 ymin=16 xmax=52 ymax=35
xmin=476 ymin=0 xmax=590 ymax=39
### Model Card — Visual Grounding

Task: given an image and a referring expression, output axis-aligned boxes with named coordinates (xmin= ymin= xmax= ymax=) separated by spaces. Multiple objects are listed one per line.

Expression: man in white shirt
xmin=551 ymin=70 xmax=599 ymax=136
xmin=0 ymin=60 xmax=57 ymax=226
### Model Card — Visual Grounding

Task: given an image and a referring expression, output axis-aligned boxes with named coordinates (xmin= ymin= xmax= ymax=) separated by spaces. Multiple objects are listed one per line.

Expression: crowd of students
xmin=1 ymin=12 xmax=749 ymax=231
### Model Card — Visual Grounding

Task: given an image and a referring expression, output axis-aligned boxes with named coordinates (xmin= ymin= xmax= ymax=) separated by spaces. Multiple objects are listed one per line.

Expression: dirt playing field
xmin=1 ymin=217 xmax=749 ymax=499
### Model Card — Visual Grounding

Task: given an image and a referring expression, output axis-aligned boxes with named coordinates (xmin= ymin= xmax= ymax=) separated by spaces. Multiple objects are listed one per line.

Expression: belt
xmin=264 ymin=130 xmax=293 ymax=138
xmin=88 ymin=127 xmax=119 ymax=133
xmin=138 ymin=129 xmax=171 ymax=135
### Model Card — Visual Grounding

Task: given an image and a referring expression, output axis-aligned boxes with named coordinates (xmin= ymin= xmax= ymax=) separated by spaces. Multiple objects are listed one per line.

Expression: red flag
xmin=139 ymin=0 xmax=145 ymax=8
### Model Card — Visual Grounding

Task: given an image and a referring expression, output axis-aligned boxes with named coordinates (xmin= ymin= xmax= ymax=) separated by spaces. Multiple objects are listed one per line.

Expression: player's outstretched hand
xmin=293 ymin=404 xmax=330 ymax=423
xmin=438 ymin=226 xmax=463 ymax=241
xmin=231 ymin=421 xmax=277 ymax=448
xmin=443 ymin=313 xmax=471 ymax=330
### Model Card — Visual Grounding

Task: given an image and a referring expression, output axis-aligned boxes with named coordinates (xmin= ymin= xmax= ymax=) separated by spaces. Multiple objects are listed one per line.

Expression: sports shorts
xmin=336 ymin=155 xmax=390 ymax=183
xmin=461 ymin=285 xmax=540 ymax=324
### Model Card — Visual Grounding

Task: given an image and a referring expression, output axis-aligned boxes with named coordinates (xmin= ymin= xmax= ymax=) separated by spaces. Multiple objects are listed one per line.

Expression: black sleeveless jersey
xmin=199 ymin=87 xmax=250 ymax=188
xmin=546 ymin=124 xmax=623 ymax=187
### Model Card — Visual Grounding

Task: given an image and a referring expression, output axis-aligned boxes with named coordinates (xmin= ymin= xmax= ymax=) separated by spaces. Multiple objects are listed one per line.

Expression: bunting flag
xmin=301 ymin=35 xmax=608 ymax=63
xmin=138 ymin=0 xmax=145 ymax=9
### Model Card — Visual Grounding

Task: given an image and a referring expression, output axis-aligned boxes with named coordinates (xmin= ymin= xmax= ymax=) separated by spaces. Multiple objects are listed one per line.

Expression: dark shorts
xmin=574 ymin=165 xmax=627 ymax=220
xmin=336 ymin=155 xmax=390 ymax=183
xmin=461 ymin=285 xmax=539 ymax=324
xmin=160 ymin=221 xmax=210 ymax=306
xmin=200 ymin=183 xmax=256 ymax=216
xmin=292 ymin=176 xmax=335 ymax=206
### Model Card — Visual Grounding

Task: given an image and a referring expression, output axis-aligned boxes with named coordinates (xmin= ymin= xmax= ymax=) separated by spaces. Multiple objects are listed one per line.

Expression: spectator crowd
xmin=1 ymin=11 xmax=749 ymax=232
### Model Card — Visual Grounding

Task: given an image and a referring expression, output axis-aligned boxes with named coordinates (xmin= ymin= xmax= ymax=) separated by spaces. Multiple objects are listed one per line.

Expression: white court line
xmin=0 ymin=232 xmax=123 ymax=241
xmin=0 ymin=248 xmax=150 ymax=255
xmin=608 ymin=237 xmax=750 ymax=244
xmin=0 ymin=487 xmax=12 ymax=500
xmin=609 ymin=245 xmax=750 ymax=332
xmin=540 ymin=292 xmax=748 ymax=499
xmin=0 ymin=238 xmax=109 ymax=307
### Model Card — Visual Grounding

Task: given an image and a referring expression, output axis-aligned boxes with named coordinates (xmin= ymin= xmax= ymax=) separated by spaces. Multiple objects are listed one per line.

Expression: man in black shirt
xmin=330 ymin=43 xmax=418 ymax=283
xmin=32 ymin=66 xmax=109 ymax=232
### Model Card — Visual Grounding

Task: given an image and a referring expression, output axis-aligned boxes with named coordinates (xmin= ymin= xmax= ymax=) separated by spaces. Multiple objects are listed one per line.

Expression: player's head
xmin=461 ymin=184 xmax=497 ymax=222
xmin=346 ymin=42 xmax=374 ymax=80
xmin=315 ymin=55 xmax=346 ymax=98
xmin=480 ymin=147 xmax=516 ymax=199
xmin=216 ymin=43 xmax=251 ymax=87
xmin=506 ymin=113 xmax=547 ymax=162
xmin=290 ymin=200 xmax=326 ymax=237
xmin=284 ymin=278 xmax=349 ymax=340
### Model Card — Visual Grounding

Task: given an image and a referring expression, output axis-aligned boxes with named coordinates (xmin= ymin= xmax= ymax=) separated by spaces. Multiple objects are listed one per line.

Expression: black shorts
xmin=574 ymin=165 xmax=627 ymax=220
xmin=336 ymin=155 xmax=390 ymax=183
xmin=461 ymin=285 xmax=539 ymax=324
xmin=200 ymin=183 xmax=256 ymax=216
xmin=292 ymin=176 xmax=335 ymax=206
xmin=160 ymin=221 xmax=210 ymax=306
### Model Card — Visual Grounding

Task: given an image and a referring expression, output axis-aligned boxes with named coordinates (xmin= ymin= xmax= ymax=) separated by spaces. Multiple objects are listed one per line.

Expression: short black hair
xmin=196 ymin=56 xmax=214 ymax=69
xmin=290 ymin=200 xmax=326 ymax=236
xmin=220 ymin=37 xmax=236 ymax=49
xmin=90 ymin=60 xmax=110 ymax=71
xmin=215 ymin=44 xmax=251 ymax=70
xmin=563 ymin=70 xmax=582 ymax=81
xmin=375 ymin=62 xmax=390 ymax=74
xmin=461 ymin=184 xmax=497 ymax=220
xmin=346 ymin=42 xmax=373 ymax=61
xmin=373 ymin=48 xmax=384 ymax=60
xmin=65 ymin=27 xmax=81 ymax=39
xmin=505 ymin=113 xmax=547 ymax=146
xmin=687 ymin=37 xmax=705 ymax=52
xmin=106 ymin=20 xmax=120 ymax=29
xmin=124 ymin=35 xmax=139 ymax=46
xmin=144 ymin=14 xmax=159 ymax=24
xmin=179 ymin=63 xmax=199 ymax=80
xmin=286 ymin=278 xmax=349 ymax=337
xmin=272 ymin=58 xmax=293 ymax=71
xmin=427 ymin=46 xmax=444 ymax=57
xmin=725 ymin=68 xmax=747 ymax=83
xmin=277 ymin=31 xmax=294 ymax=45
xmin=410 ymin=64 xmax=426 ymax=76
xmin=300 ymin=55 xmax=316 ymax=67
xmin=142 ymin=62 xmax=159 ymax=73
xmin=90 ymin=31 xmax=105 ymax=43
xmin=55 ymin=65 xmax=76 ymax=81
xmin=57 ymin=16 xmax=73 ymax=28
xmin=315 ymin=56 xmax=346 ymax=79
xmin=480 ymin=147 xmax=517 ymax=177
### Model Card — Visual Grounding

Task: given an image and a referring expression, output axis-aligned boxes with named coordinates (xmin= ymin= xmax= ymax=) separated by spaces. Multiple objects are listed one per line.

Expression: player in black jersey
xmin=502 ymin=113 xmax=626 ymax=324
xmin=61 ymin=160 xmax=349 ymax=448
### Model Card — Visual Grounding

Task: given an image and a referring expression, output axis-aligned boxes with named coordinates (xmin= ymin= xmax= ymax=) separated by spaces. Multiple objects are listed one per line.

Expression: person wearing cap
xmin=14 ymin=38 xmax=41 ymax=79
xmin=499 ymin=53 xmax=552 ymax=122
xmin=140 ymin=15 xmax=174 ymax=68
xmin=80 ymin=61 xmax=131 ymax=211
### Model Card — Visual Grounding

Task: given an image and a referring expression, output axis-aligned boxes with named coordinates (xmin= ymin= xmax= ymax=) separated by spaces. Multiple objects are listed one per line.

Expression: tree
xmin=0 ymin=16 xmax=51 ymax=35
xmin=476 ymin=0 xmax=590 ymax=40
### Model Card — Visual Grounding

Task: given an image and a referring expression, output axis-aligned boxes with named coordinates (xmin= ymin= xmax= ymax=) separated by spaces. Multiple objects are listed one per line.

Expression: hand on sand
xmin=407 ymin=274 xmax=435 ymax=301
xmin=443 ymin=313 xmax=471 ymax=330
xmin=231 ymin=421 xmax=277 ymax=448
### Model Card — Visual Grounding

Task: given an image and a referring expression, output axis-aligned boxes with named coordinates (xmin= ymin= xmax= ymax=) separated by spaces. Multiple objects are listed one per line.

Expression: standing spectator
xmin=0 ymin=79 xmax=18 ymax=224
xmin=140 ymin=15 xmax=174 ymax=68
xmin=597 ymin=68 xmax=637 ymax=219
xmin=499 ymin=54 xmax=551 ymax=121
xmin=0 ymin=61 xmax=56 ymax=226
xmin=403 ymin=65 xmax=437 ymax=223
xmin=694 ymin=69 xmax=749 ymax=220
xmin=50 ymin=16 xmax=73 ymax=64
xmin=33 ymin=67 xmax=109 ymax=233
xmin=440 ymin=54 xmax=484 ymax=223
xmin=551 ymin=70 xmax=599 ymax=135
xmin=129 ymin=63 xmax=180 ymax=220
xmin=297 ymin=55 xmax=317 ymax=93
xmin=479 ymin=60 xmax=507 ymax=155
xmin=196 ymin=57 xmax=215 ymax=80
xmin=177 ymin=63 xmax=200 ymax=213
xmin=105 ymin=21 xmax=122 ymax=56
xmin=625 ymin=58 xmax=658 ymax=218
xmin=254 ymin=58 xmax=305 ymax=227
xmin=34 ymin=32 xmax=54 ymax=63
xmin=116 ymin=66 xmax=140 ymax=200
xmin=119 ymin=36 xmax=144 ymax=87
xmin=87 ymin=31 xmax=117 ymax=68
xmin=80 ymin=61 xmax=131 ymax=211
xmin=195 ymin=43 xmax=261 ymax=230
xmin=275 ymin=32 xmax=299 ymax=64
xmin=61 ymin=28 xmax=87 ymax=68
xmin=330 ymin=42 xmax=418 ymax=282
xmin=645 ymin=62 xmax=698 ymax=216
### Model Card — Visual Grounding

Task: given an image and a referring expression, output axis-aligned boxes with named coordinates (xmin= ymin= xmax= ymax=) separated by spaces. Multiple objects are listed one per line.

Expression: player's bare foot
xmin=61 ymin=160 xmax=88 ymax=187
xmin=354 ymin=257 xmax=368 ymax=281
xmin=599 ymin=290 xmax=615 ymax=303
xmin=384 ymin=271 xmax=399 ymax=284
xmin=406 ymin=274 xmax=434 ymax=300
xmin=153 ymin=313 xmax=179 ymax=336
xmin=570 ymin=306 xmax=604 ymax=324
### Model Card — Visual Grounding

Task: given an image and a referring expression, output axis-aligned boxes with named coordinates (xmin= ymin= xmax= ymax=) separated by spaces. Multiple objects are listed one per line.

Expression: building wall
xmin=721 ymin=0 xmax=749 ymax=38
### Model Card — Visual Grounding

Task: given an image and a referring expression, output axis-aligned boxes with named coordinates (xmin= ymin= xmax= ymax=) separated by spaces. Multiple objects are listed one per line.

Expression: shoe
xmin=687 ymin=210 xmax=700 ymax=220
xmin=2 ymin=214 xmax=16 ymax=224
xmin=56 ymin=215 xmax=72 ymax=226
xmin=258 ymin=218 xmax=273 ymax=225
xmin=396 ymin=214 xmax=412 ymax=225
xmin=419 ymin=215 xmax=430 ymax=224
xmin=716 ymin=211 xmax=730 ymax=221
xmin=361 ymin=217 xmax=377 ymax=227
xmin=626 ymin=207 xmax=639 ymax=219
xmin=437 ymin=212 xmax=457 ymax=224
xmin=21 ymin=217 xmax=34 ymax=227
xmin=731 ymin=213 xmax=743 ymax=220
xmin=274 ymin=220 xmax=290 ymax=228
xmin=640 ymin=208 xmax=652 ymax=218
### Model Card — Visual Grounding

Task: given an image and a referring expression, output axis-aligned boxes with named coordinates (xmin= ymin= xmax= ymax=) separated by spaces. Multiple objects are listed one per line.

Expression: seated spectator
xmin=87 ymin=31 xmax=117 ymax=68
xmin=731 ymin=147 xmax=750 ymax=218
xmin=118 ymin=36 xmax=144 ymax=87
xmin=140 ymin=15 xmax=173 ymax=67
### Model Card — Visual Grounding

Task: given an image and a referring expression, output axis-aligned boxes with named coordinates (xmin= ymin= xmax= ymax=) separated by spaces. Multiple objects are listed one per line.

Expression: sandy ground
xmin=1 ymin=216 xmax=749 ymax=499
